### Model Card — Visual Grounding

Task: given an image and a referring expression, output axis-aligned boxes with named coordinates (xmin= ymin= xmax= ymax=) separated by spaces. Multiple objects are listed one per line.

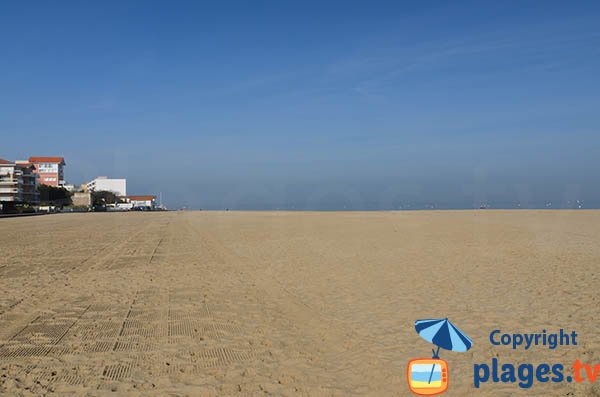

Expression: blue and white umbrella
xmin=414 ymin=318 xmax=473 ymax=385
xmin=415 ymin=318 xmax=473 ymax=357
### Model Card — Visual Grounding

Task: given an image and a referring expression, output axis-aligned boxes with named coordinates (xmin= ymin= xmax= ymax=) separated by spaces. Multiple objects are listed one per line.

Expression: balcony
xmin=0 ymin=180 xmax=18 ymax=185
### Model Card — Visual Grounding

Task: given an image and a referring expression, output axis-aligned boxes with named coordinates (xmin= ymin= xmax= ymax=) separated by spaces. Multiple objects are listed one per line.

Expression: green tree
xmin=37 ymin=185 xmax=72 ymax=205
xmin=91 ymin=190 xmax=123 ymax=206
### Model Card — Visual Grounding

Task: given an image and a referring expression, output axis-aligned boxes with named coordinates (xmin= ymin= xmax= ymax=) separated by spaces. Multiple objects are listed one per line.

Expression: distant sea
xmin=181 ymin=201 xmax=599 ymax=211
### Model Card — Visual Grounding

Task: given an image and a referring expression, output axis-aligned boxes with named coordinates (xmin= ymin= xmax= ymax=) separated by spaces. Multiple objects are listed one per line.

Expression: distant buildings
xmin=126 ymin=195 xmax=156 ymax=209
xmin=1 ymin=154 xmax=163 ymax=211
xmin=28 ymin=156 xmax=66 ymax=187
xmin=86 ymin=176 xmax=127 ymax=196
xmin=0 ymin=158 xmax=39 ymax=204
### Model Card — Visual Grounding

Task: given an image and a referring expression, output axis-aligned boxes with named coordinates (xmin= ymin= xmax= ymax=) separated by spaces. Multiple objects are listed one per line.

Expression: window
xmin=39 ymin=163 xmax=58 ymax=173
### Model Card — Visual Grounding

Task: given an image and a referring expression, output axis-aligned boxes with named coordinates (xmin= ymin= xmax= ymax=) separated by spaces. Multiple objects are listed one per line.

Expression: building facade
xmin=0 ymin=159 xmax=39 ymax=204
xmin=86 ymin=177 xmax=127 ymax=196
xmin=28 ymin=157 xmax=66 ymax=187
xmin=72 ymin=192 xmax=92 ymax=207
xmin=126 ymin=195 xmax=156 ymax=209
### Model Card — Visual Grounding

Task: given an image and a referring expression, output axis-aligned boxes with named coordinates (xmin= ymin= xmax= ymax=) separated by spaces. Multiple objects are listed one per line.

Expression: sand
xmin=0 ymin=210 xmax=599 ymax=396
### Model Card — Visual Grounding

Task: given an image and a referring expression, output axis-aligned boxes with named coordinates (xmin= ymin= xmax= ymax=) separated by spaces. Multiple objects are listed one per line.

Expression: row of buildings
xmin=0 ymin=156 xmax=158 ymax=210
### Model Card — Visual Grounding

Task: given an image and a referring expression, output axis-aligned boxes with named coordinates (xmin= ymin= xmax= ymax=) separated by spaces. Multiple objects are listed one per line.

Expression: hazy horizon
xmin=2 ymin=2 xmax=599 ymax=209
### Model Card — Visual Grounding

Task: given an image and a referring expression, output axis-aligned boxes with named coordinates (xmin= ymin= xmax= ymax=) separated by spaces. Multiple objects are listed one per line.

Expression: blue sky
xmin=1 ymin=1 xmax=599 ymax=209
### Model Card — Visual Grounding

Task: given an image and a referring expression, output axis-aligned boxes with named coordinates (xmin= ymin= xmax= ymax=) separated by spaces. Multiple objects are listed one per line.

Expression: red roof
xmin=128 ymin=195 xmax=156 ymax=201
xmin=0 ymin=158 xmax=13 ymax=164
xmin=29 ymin=156 xmax=65 ymax=164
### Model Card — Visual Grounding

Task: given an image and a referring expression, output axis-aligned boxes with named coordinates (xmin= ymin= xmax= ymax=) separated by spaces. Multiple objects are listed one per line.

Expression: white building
xmin=86 ymin=177 xmax=127 ymax=197
xmin=126 ymin=195 xmax=156 ymax=209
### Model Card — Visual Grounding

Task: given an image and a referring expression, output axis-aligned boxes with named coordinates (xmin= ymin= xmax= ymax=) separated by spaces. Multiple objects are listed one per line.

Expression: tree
xmin=91 ymin=190 xmax=123 ymax=206
xmin=38 ymin=185 xmax=72 ymax=205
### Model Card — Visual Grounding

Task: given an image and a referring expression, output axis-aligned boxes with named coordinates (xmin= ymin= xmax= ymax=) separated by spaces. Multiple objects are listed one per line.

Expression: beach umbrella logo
xmin=407 ymin=318 xmax=473 ymax=395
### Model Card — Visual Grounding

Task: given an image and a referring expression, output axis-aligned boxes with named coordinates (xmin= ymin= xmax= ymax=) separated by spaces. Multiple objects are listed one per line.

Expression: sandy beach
xmin=1 ymin=211 xmax=599 ymax=396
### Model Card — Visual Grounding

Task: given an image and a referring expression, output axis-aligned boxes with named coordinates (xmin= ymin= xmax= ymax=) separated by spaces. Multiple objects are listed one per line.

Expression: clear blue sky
xmin=2 ymin=1 xmax=599 ymax=209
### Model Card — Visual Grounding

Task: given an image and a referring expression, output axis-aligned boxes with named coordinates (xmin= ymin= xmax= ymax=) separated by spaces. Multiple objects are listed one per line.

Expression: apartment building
xmin=0 ymin=158 xmax=39 ymax=204
xmin=28 ymin=156 xmax=66 ymax=187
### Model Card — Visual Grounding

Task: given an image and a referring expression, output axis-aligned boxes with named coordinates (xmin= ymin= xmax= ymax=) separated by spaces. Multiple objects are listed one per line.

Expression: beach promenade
xmin=1 ymin=211 xmax=599 ymax=396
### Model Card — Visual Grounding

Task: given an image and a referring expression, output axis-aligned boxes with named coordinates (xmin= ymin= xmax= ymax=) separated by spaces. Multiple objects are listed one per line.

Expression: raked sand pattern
xmin=1 ymin=211 xmax=599 ymax=396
